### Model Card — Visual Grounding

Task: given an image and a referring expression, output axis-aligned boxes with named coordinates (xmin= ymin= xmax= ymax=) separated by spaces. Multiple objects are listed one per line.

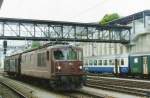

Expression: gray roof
xmin=108 ymin=10 xmax=150 ymax=25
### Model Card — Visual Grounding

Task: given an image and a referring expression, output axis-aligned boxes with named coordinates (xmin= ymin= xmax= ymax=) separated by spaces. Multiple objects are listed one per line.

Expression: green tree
xmin=31 ymin=41 xmax=40 ymax=48
xmin=100 ymin=13 xmax=120 ymax=25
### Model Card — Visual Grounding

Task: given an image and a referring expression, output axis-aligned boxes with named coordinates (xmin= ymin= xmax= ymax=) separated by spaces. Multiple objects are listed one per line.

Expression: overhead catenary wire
xmin=69 ymin=0 xmax=109 ymax=20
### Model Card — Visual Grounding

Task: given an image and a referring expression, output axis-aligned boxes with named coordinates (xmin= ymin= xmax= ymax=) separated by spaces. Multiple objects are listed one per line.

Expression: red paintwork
xmin=54 ymin=61 xmax=84 ymax=75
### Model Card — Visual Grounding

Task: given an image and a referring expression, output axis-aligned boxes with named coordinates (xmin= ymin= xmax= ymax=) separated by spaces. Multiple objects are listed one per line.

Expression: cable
xmin=70 ymin=0 xmax=109 ymax=19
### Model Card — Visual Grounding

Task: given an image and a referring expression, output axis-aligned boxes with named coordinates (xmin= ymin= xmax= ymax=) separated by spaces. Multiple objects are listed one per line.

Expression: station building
xmin=79 ymin=10 xmax=150 ymax=64
xmin=109 ymin=10 xmax=150 ymax=54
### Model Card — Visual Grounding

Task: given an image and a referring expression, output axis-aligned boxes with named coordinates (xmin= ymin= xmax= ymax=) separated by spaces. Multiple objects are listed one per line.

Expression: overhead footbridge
xmin=0 ymin=17 xmax=131 ymax=44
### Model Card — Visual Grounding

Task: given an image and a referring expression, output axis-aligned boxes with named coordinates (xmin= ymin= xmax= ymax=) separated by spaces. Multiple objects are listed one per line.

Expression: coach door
xmin=143 ymin=56 xmax=148 ymax=75
xmin=114 ymin=59 xmax=120 ymax=74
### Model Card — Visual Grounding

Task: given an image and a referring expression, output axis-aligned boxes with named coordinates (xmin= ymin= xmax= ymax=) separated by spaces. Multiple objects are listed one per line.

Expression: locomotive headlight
xmin=79 ymin=66 xmax=83 ymax=69
xmin=57 ymin=66 xmax=61 ymax=70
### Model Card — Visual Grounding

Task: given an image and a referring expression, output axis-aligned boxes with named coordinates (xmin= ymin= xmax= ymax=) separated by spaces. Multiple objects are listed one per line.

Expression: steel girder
xmin=0 ymin=17 xmax=131 ymax=44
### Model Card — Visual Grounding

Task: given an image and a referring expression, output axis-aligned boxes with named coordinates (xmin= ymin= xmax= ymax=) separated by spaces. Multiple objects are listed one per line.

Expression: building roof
xmin=108 ymin=10 xmax=150 ymax=25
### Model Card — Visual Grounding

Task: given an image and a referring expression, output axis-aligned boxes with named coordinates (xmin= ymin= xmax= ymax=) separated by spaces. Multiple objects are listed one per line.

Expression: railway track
xmin=0 ymin=76 xmax=34 ymax=98
xmin=0 ymin=75 xmax=112 ymax=98
xmin=62 ymin=91 xmax=107 ymax=98
xmin=66 ymin=89 xmax=115 ymax=98
xmin=85 ymin=75 xmax=150 ymax=97
xmin=0 ymin=80 xmax=26 ymax=98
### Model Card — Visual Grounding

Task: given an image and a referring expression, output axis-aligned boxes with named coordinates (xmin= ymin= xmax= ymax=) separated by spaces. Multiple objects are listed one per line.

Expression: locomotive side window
xmin=47 ymin=51 xmax=49 ymax=60
xmin=38 ymin=53 xmax=46 ymax=67
xmin=24 ymin=55 xmax=26 ymax=62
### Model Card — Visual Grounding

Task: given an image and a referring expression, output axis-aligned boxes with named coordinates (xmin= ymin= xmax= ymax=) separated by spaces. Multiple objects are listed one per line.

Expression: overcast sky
xmin=0 ymin=0 xmax=149 ymax=23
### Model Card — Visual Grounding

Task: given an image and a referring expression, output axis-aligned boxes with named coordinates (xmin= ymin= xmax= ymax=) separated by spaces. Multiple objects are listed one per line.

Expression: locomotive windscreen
xmin=54 ymin=48 xmax=82 ymax=60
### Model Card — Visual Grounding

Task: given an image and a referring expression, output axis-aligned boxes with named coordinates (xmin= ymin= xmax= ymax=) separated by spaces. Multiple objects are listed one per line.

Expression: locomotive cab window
xmin=67 ymin=48 xmax=77 ymax=60
xmin=53 ymin=48 xmax=81 ymax=60
xmin=54 ymin=50 xmax=64 ymax=60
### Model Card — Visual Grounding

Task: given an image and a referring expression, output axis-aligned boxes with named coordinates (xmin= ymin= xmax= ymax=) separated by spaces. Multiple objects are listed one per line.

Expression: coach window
xmin=121 ymin=59 xmax=124 ymax=65
xmin=109 ymin=60 xmax=113 ymax=65
xmin=89 ymin=60 xmax=93 ymax=66
xmin=112 ymin=59 xmax=115 ymax=65
xmin=104 ymin=60 xmax=107 ymax=66
xmin=94 ymin=60 xmax=97 ymax=66
xmin=85 ymin=60 xmax=88 ymax=66
xmin=134 ymin=58 xmax=138 ymax=63
xmin=98 ymin=60 xmax=102 ymax=66
xmin=117 ymin=59 xmax=120 ymax=66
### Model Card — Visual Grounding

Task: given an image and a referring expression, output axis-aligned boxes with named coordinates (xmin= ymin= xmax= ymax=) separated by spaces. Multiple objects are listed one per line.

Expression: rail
xmin=85 ymin=75 xmax=150 ymax=97
xmin=0 ymin=80 xmax=26 ymax=98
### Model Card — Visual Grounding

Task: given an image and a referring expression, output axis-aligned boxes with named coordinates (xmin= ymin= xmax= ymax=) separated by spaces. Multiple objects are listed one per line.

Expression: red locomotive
xmin=4 ymin=44 xmax=84 ymax=90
